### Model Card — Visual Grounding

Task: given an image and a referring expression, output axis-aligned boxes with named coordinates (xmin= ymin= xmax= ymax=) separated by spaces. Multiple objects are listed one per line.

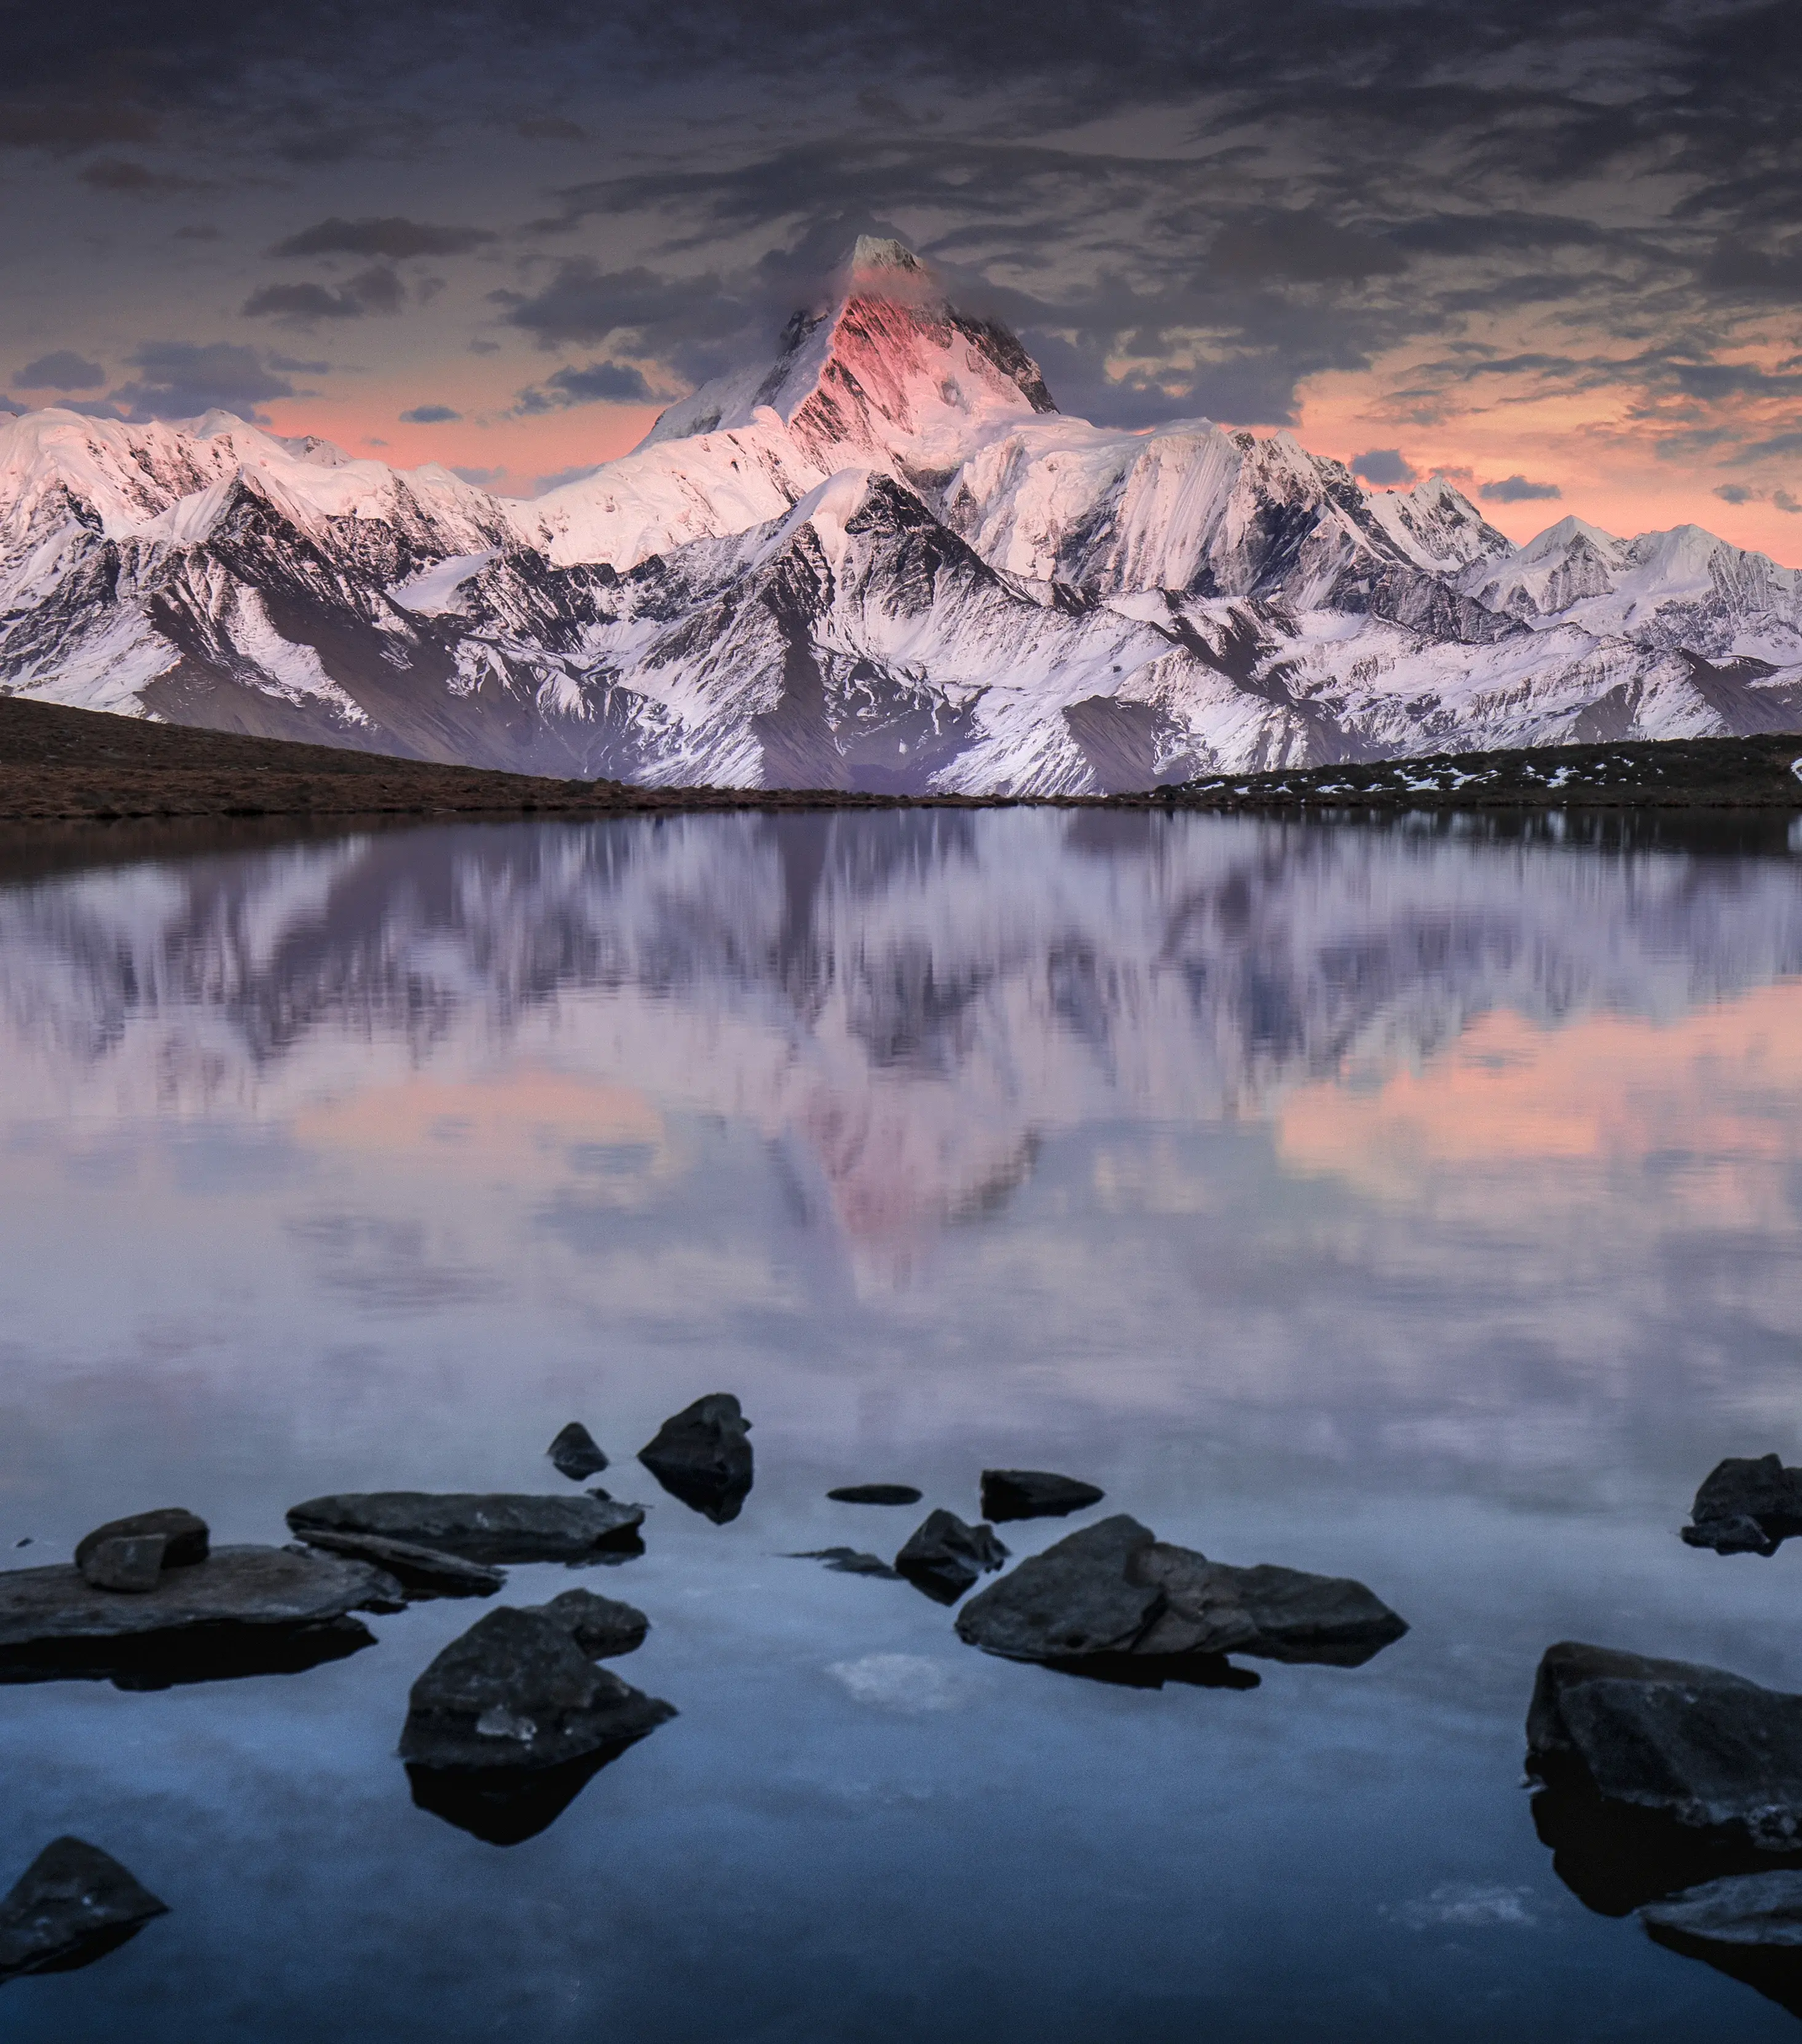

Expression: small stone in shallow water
xmin=548 ymin=1423 xmax=609 ymax=1482
xmin=1682 ymin=1454 xmax=1802 ymax=1555
xmin=638 ymin=1394 xmax=753 ymax=1523
xmin=894 ymin=1511 xmax=1009 ymax=1603
xmin=78 ymin=1534 xmax=167 ymax=1593
xmin=74 ymin=1508 xmax=208 ymax=1573
xmin=537 ymin=1587 xmax=648 ymax=1658
xmin=827 ymin=1484 xmax=922 ymax=1506
xmin=979 ymin=1470 xmax=1105 ymax=1522
xmin=786 ymin=1547 xmax=901 ymax=1578
xmin=0 ymin=1836 xmax=168 ymax=1979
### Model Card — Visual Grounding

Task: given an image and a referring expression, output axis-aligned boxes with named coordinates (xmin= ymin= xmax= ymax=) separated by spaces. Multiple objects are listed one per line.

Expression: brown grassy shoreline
xmin=2 ymin=694 xmax=1800 ymax=824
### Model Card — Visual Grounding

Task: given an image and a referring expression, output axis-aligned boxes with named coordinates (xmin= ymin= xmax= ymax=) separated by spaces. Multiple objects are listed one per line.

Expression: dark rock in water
xmin=954 ymin=1514 xmax=1407 ymax=1670
xmin=286 ymin=1492 xmax=644 ymax=1564
xmin=1642 ymin=1873 xmax=1802 ymax=2019
xmin=0 ymin=1836 xmax=168 ymax=1980
xmin=1683 ymin=1455 xmax=1802 ymax=1556
xmin=536 ymin=1587 xmax=648 ymax=1657
xmin=980 ymin=1470 xmax=1106 ymax=1523
xmin=399 ymin=1606 xmax=674 ymax=1790
xmin=78 ymin=1535 xmax=167 ymax=1593
xmin=0 ymin=1544 xmax=400 ymax=1688
xmin=827 ymin=1484 xmax=922 ymax=1506
xmin=786 ymin=1547 xmax=901 ymax=1578
xmin=548 ymin=1423 xmax=609 ymax=1482
xmin=895 ymin=1510 xmax=1009 ymax=1604
xmin=1043 ymin=1651 xmax=1262 ymax=1692
xmin=406 ymin=1748 xmax=621 ymax=1847
xmin=956 ymin=1516 xmax=1162 ymax=1654
xmin=74 ymin=1508 xmax=208 ymax=1573
xmin=638 ymin=1394 xmax=753 ymax=1524
xmin=288 ymin=1528 xmax=504 ymax=1600
xmin=1527 ymin=1641 xmax=1802 ymax=1853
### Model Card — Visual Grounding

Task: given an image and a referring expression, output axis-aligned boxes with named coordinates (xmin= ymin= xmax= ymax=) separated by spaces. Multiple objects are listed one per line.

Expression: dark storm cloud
xmin=108 ymin=342 xmax=301 ymax=423
xmin=400 ymin=403 xmax=460 ymax=422
xmin=513 ymin=361 xmax=665 ymax=412
xmin=76 ymin=158 xmax=202 ymax=195
xmin=6 ymin=1 xmax=1802 ymax=458
xmin=1352 ymin=450 xmax=1416 ymax=487
xmin=15 ymin=350 xmax=106 ymax=390
xmin=1480 ymin=476 xmax=1562 ymax=503
xmin=272 ymin=216 xmax=497 ymax=259
xmin=242 ymin=268 xmax=406 ymax=321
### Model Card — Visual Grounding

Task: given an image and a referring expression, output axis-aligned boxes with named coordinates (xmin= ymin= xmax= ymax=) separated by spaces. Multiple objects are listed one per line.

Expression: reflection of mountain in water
xmin=2 ymin=811 xmax=1801 ymax=1265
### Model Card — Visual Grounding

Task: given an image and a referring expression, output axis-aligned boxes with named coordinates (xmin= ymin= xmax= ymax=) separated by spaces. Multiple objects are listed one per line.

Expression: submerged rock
xmin=536 ymin=1587 xmax=648 ymax=1658
xmin=74 ymin=1508 xmax=208 ymax=1573
xmin=979 ymin=1470 xmax=1105 ymax=1523
xmin=288 ymin=1528 xmax=504 ymax=1600
xmin=548 ymin=1423 xmax=609 ymax=1482
xmin=78 ymin=1535 xmax=167 ymax=1593
xmin=1527 ymin=1641 xmax=1802 ymax=1853
xmin=954 ymin=1514 xmax=1407 ymax=1670
xmin=827 ymin=1484 xmax=922 ymax=1506
xmin=0 ymin=1544 xmax=400 ymax=1688
xmin=1682 ymin=1455 xmax=1802 ymax=1556
xmin=1642 ymin=1873 xmax=1802 ymax=2018
xmin=0 ymin=1836 xmax=168 ymax=1981
xmin=894 ymin=1511 xmax=1009 ymax=1604
xmin=787 ymin=1547 xmax=902 ymax=1578
xmin=286 ymin=1492 xmax=644 ymax=1565
xmin=399 ymin=1606 xmax=674 ymax=1783
xmin=638 ymin=1395 xmax=753 ymax=1524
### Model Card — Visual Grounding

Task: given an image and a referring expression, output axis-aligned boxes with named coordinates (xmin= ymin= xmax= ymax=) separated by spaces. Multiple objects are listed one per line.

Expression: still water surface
xmin=4 ymin=809 xmax=1802 ymax=2040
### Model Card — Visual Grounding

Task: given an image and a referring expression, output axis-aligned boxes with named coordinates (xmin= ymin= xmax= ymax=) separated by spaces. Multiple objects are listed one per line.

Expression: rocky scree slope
xmin=5 ymin=237 xmax=1801 ymax=793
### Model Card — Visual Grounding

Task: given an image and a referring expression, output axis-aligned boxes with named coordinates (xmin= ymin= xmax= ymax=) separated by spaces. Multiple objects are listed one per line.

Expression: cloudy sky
xmin=2 ymin=0 xmax=1798 ymax=554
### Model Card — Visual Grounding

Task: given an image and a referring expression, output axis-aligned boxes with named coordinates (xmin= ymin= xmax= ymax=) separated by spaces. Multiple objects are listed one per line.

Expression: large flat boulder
xmin=637 ymin=1395 xmax=753 ymax=1523
xmin=0 ymin=1545 xmax=399 ymax=1688
xmin=288 ymin=1528 xmax=505 ymax=1600
xmin=1527 ymin=1641 xmax=1802 ymax=1852
xmin=1642 ymin=1873 xmax=1802 ymax=2018
xmin=1682 ymin=1455 xmax=1802 ymax=1555
xmin=955 ymin=1515 xmax=1407 ymax=1670
xmin=285 ymin=1492 xmax=643 ymax=1564
xmin=0 ymin=1837 xmax=168 ymax=1980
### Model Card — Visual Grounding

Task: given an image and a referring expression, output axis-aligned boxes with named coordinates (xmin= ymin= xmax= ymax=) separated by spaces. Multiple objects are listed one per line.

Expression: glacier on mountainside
xmin=4 ymin=235 xmax=1800 ymax=791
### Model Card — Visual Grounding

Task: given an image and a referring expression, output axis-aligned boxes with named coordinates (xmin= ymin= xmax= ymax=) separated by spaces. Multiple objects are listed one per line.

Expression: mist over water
xmin=4 ymin=809 xmax=1802 ymax=2040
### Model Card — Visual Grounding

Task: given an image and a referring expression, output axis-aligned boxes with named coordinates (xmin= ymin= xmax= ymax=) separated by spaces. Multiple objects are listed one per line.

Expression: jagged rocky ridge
xmin=4 ymin=237 xmax=1801 ymax=792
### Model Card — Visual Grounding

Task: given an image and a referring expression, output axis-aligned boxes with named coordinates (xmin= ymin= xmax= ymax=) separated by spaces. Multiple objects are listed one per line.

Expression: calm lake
xmin=4 ymin=806 xmax=1802 ymax=2041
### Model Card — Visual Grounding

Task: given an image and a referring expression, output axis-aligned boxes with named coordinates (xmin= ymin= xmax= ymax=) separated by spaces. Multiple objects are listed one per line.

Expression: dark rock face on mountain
xmin=285 ymin=1492 xmax=645 ymax=1563
xmin=1527 ymin=1641 xmax=1802 ymax=1853
xmin=1682 ymin=1454 xmax=1802 ymax=1555
xmin=0 ymin=1545 xmax=396 ymax=1688
xmin=954 ymin=1515 xmax=1407 ymax=1671
xmin=979 ymin=1470 xmax=1105 ymax=1522
xmin=75 ymin=1508 xmax=209 ymax=1573
xmin=894 ymin=1511 xmax=1009 ymax=1603
xmin=637 ymin=1396 xmax=753 ymax=1524
xmin=0 ymin=1837 xmax=168 ymax=1981
xmin=548 ymin=1423 xmax=609 ymax=1482
xmin=7 ymin=243 xmax=1800 ymax=795
xmin=287 ymin=1528 xmax=505 ymax=1600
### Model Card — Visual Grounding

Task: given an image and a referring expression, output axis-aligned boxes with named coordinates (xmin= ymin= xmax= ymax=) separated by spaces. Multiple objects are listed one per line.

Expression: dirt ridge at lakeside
xmin=3 ymin=695 xmax=1802 ymax=822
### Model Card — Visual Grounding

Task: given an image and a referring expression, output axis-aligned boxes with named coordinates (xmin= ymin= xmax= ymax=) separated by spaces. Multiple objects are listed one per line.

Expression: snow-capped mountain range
xmin=4 ymin=237 xmax=1801 ymax=793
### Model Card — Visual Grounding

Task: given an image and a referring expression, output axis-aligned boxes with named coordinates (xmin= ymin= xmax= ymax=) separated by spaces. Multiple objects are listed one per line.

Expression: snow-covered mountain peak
xmin=638 ymin=239 xmax=1056 ymax=474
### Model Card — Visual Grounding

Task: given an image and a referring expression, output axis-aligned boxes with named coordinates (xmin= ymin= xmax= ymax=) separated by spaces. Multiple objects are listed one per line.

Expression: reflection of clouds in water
xmin=1388 ymin=1885 xmax=1539 ymax=1930
xmin=286 ymin=1213 xmax=505 ymax=1311
xmin=827 ymin=1654 xmax=964 ymax=1712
